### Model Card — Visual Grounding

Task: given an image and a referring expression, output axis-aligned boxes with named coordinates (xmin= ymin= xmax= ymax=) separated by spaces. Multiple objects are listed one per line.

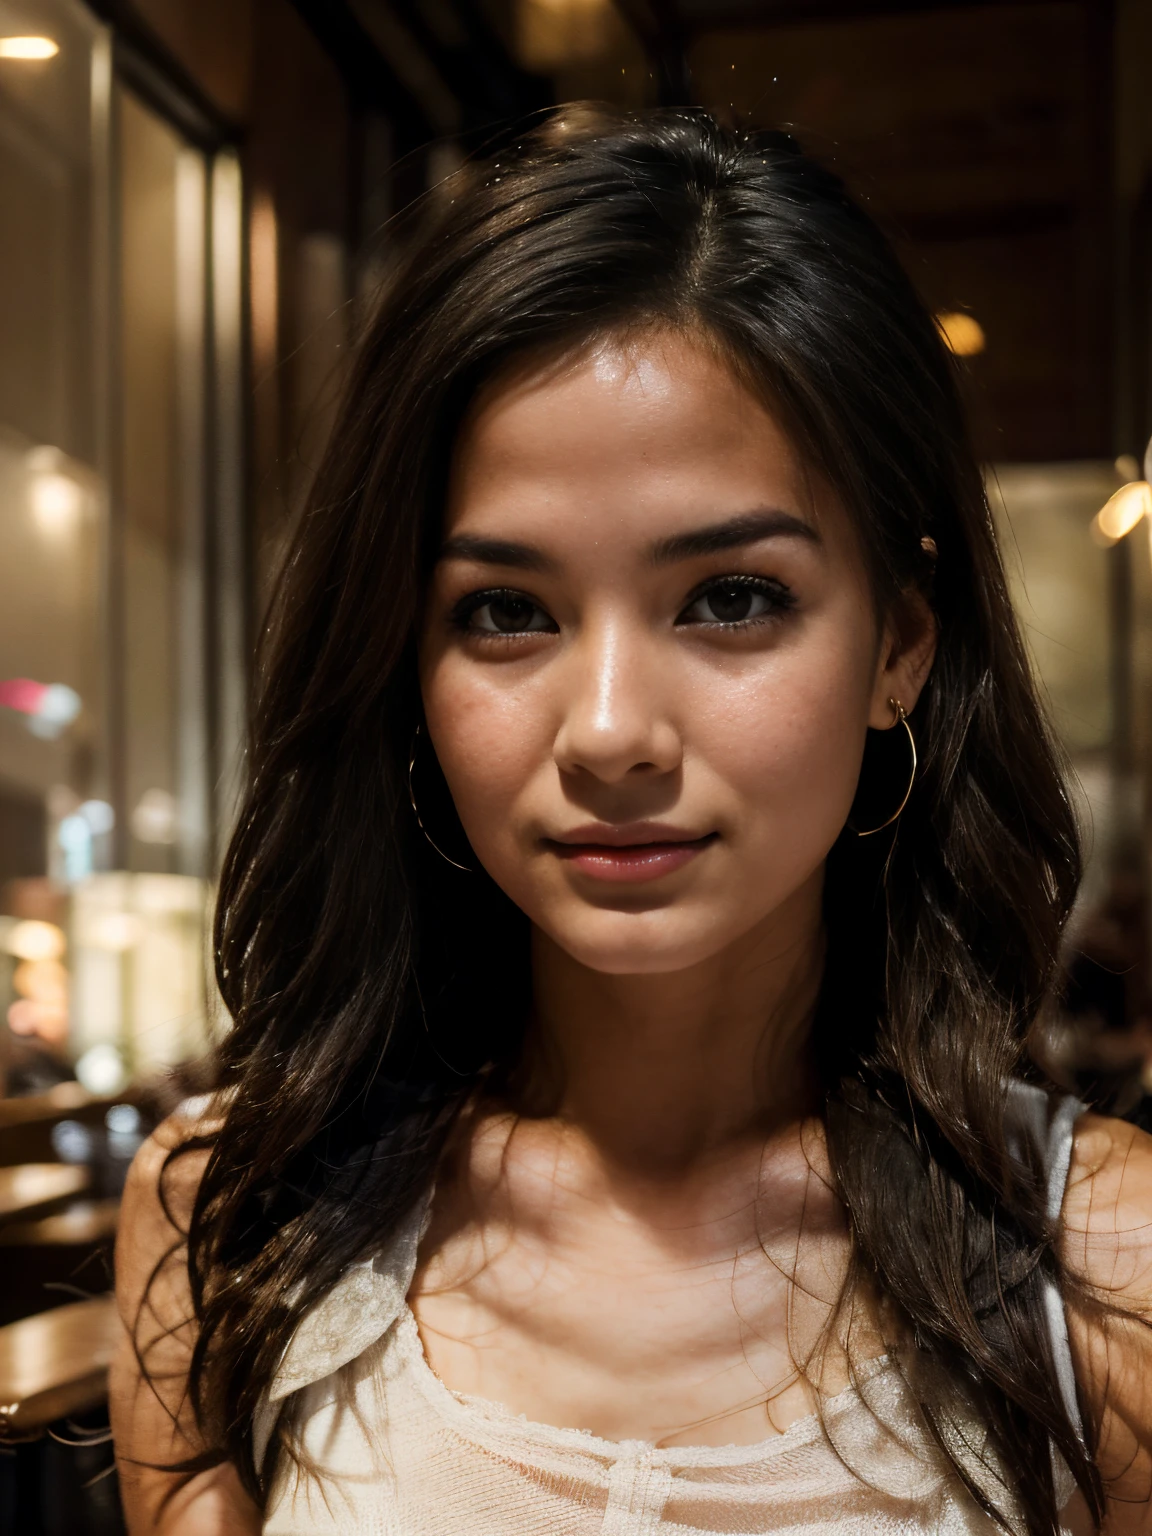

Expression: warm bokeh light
xmin=75 ymin=1042 xmax=127 ymax=1095
xmin=13 ymin=957 xmax=68 ymax=1006
xmin=7 ymin=997 xmax=68 ymax=1044
xmin=83 ymin=910 xmax=144 ymax=953
xmin=936 ymin=311 xmax=986 ymax=357
xmin=249 ymin=190 xmax=279 ymax=372
xmin=132 ymin=787 xmax=179 ymax=844
xmin=1115 ymin=454 xmax=1141 ymax=482
xmin=518 ymin=0 xmax=617 ymax=69
xmin=30 ymin=469 xmax=84 ymax=537
xmin=3 ymin=919 xmax=66 ymax=962
xmin=1091 ymin=480 xmax=1152 ymax=545
xmin=0 ymin=36 xmax=59 ymax=59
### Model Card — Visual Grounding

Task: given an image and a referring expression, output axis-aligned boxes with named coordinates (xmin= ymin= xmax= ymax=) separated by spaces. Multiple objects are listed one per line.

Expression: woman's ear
xmin=869 ymin=588 xmax=937 ymax=729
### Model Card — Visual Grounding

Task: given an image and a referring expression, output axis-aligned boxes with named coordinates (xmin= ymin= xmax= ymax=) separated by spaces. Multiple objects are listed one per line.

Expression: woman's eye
xmin=677 ymin=577 xmax=792 ymax=627
xmin=459 ymin=591 xmax=556 ymax=636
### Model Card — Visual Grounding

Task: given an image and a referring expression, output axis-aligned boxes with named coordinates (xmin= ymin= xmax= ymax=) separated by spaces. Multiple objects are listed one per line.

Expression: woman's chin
xmin=540 ymin=908 xmax=738 ymax=977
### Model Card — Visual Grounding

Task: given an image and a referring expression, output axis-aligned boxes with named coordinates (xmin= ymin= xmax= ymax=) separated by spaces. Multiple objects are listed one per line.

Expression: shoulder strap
xmin=1005 ymin=1082 xmax=1087 ymax=1447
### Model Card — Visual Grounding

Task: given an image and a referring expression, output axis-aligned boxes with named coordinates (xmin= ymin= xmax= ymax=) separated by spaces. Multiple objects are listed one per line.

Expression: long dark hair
xmin=172 ymin=107 xmax=1097 ymax=1529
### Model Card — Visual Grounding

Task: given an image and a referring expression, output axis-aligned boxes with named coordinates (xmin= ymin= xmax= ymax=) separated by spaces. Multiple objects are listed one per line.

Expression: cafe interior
xmin=0 ymin=0 xmax=1150 ymax=1528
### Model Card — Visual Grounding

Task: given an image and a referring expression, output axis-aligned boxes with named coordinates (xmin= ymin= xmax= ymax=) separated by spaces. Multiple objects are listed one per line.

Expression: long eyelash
xmin=448 ymin=587 xmax=555 ymax=640
xmin=449 ymin=588 xmax=523 ymax=630
xmin=678 ymin=573 xmax=797 ymax=625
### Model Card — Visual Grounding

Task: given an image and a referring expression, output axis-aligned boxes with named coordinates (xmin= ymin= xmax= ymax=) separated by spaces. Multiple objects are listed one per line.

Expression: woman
xmin=111 ymin=108 xmax=1152 ymax=1534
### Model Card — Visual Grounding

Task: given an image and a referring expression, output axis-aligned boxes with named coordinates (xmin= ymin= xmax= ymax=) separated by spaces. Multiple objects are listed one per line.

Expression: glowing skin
xmin=420 ymin=331 xmax=934 ymax=981
xmin=409 ymin=329 xmax=938 ymax=1449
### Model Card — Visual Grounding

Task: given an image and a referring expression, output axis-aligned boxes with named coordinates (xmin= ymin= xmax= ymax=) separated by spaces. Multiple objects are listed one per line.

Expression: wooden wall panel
xmin=689 ymin=2 xmax=1113 ymax=460
xmin=127 ymin=0 xmax=255 ymax=122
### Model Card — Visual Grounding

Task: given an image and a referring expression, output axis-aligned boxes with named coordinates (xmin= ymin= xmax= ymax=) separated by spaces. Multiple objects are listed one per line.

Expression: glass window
xmin=0 ymin=2 xmax=108 ymax=891
xmin=989 ymin=462 xmax=1115 ymax=756
xmin=116 ymin=86 xmax=210 ymax=879
xmin=990 ymin=460 xmax=1147 ymax=920
xmin=0 ymin=10 xmax=243 ymax=1097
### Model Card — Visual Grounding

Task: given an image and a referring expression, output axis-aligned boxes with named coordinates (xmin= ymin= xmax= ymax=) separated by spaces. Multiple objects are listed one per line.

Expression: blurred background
xmin=0 ymin=0 xmax=1149 ymax=1528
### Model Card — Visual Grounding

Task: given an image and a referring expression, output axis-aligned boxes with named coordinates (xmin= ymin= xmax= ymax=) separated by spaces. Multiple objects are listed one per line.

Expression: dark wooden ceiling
xmin=625 ymin=0 xmax=1118 ymax=460
xmin=299 ymin=0 xmax=1124 ymax=462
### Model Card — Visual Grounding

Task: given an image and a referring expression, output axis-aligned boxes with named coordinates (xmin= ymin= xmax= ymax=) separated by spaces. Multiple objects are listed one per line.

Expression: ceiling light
xmin=1091 ymin=481 xmax=1152 ymax=545
xmin=0 ymin=37 xmax=59 ymax=59
xmin=936 ymin=311 xmax=986 ymax=357
xmin=30 ymin=470 xmax=84 ymax=537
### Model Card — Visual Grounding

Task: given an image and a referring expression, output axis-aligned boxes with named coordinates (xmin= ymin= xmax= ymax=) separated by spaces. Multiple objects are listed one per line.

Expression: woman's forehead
xmin=462 ymin=329 xmax=783 ymax=449
xmin=445 ymin=330 xmax=834 ymax=547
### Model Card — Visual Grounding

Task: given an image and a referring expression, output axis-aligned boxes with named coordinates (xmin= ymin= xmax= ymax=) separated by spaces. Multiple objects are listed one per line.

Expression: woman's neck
xmin=522 ymin=870 xmax=826 ymax=1179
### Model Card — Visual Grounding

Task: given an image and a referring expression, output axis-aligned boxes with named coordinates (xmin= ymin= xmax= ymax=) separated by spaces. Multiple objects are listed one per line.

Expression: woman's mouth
xmin=543 ymin=826 xmax=719 ymax=883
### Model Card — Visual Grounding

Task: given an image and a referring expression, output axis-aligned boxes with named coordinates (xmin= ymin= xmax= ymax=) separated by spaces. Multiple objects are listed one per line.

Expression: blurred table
xmin=0 ymin=1294 xmax=119 ymax=1438
xmin=0 ymin=1163 xmax=89 ymax=1222
xmin=0 ymin=1196 xmax=119 ymax=1247
xmin=0 ymin=1081 xmax=99 ymax=1129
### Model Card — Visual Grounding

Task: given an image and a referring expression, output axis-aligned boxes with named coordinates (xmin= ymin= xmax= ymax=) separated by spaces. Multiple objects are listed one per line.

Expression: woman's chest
xmin=266 ymin=1317 xmax=975 ymax=1536
xmin=408 ymin=1199 xmax=853 ymax=1447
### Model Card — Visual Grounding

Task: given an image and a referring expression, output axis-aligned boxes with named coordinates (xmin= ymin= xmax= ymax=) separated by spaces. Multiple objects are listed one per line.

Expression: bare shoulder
xmin=113 ymin=1102 xmax=218 ymax=1407
xmin=1062 ymin=1112 xmax=1152 ymax=1304
xmin=126 ymin=1094 xmax=225 ymax=1201
xmin=1060 ymin=1113 xmax=1152 ymax=1529
xmin=112 ymin=1098 xmax=259 ymax=1534
xmin=116 ymin=1099 xmax=222 ymax=1315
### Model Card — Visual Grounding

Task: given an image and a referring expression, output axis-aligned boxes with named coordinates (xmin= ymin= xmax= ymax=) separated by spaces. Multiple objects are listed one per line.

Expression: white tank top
xmin=257 ymin=1087 xmax=1083 ymax=1534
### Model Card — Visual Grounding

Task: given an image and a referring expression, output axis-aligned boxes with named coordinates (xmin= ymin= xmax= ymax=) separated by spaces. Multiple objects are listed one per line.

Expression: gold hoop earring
xmin=408 ymin=726 xmax=470 ymax=872
xmin=849 ymin=699 xmax=916 ymax=837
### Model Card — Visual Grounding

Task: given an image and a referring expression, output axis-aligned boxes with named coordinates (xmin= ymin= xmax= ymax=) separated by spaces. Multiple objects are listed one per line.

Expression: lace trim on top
xmin=255 ymin=1085 xmax=1086 ymax=1496
xmin=390 ymin=1301 xmax=917 ymax=1477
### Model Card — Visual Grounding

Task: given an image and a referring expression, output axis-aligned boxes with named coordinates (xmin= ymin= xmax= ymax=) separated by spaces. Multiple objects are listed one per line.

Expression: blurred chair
xmin=0 ymin=1296 xmax=125 ymax=1535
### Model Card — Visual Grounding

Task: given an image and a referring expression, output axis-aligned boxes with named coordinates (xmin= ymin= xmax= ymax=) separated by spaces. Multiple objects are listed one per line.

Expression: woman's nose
xmin=551 ymin=617 xmax=682 ymax=784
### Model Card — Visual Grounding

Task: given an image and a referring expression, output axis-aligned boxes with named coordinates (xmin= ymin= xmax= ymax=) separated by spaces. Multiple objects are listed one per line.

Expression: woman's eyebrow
xmin=650 ymin=509 xmax=819 ymax=565
xmin=438 ymin=534 xmax=556 ymax=571
xmin=438 ymin=509 xmax=817 ymax=571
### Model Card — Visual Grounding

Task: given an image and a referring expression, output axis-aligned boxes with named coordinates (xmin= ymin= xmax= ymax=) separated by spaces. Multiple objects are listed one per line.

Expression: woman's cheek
xmin=424 ymin=670 xmax=542 ymax=852
xmin=704 ymin=662 xmax=869 ymax=856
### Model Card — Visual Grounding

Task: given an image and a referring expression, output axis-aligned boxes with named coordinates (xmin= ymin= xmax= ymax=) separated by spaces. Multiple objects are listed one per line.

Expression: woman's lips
xmin=544 ymin=832 xmax=718 ymax=883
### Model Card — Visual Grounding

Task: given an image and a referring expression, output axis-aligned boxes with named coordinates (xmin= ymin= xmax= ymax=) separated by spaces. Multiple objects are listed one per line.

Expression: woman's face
xmin=419 ymin=330 xmax=934 ymax=976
